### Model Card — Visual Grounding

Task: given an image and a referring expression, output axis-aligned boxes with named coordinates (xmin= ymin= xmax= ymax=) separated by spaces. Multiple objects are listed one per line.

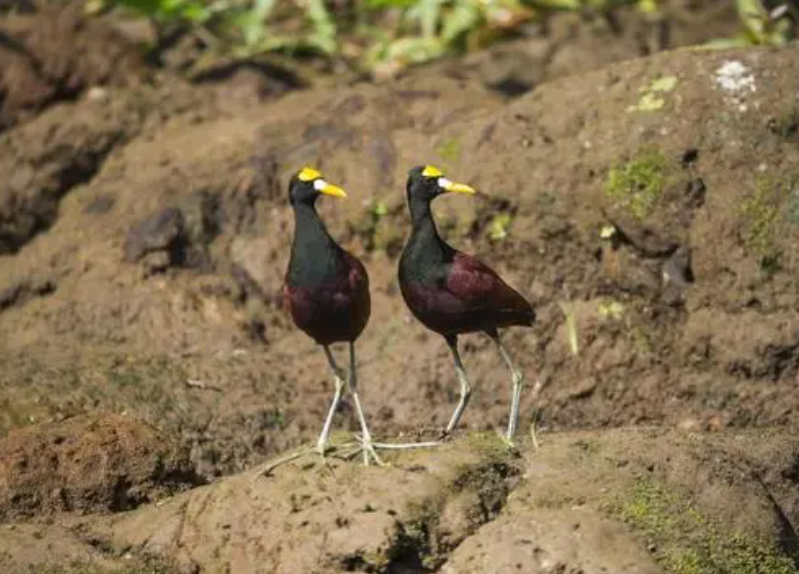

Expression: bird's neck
xmin=404 ymin=197 xmax=452 ymax=273
xmin=288 ymin=202 xmax=341 ymax=286
xmin=409 ymin=196 xmax=442 ymax=239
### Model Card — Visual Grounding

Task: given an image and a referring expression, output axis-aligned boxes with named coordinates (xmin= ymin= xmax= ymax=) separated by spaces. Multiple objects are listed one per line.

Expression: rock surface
xmin=4 ymin=428 xmax=799 ymax=573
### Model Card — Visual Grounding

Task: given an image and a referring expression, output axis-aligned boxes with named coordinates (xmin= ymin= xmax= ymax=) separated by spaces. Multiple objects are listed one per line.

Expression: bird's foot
xmin=496 ymin=429 xmax=520 ymax=453
xmin=351 ymin=434 xmax=442 ymax=464
xmin=254 ymin=446 xmax=318 ymax=479
xmin=349 ymin=433 xmax=386 ymax=466
xmin=254 ymin=440 xmax=365 ymax=479
xmin=255 ymin=431 xmax=442 ymax=478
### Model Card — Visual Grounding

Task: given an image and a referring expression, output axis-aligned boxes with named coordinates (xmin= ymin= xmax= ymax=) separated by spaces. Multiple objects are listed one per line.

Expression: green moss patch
xmin=435 ymin=136 xmax=463 ymax=167
xmin=740 ymin=171 xmax=799 ymax=275
xmin=605 ymin=146 xmax=670 ymax=220
xmin=615 ymin=479 xmax=797 ymax=574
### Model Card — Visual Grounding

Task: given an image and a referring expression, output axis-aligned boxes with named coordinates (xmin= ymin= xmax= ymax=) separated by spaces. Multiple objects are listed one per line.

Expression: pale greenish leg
xmin=347 ymin=342 xmax=386 ymax=466
xmin=488 ymin=330 xmax=526 ymax=446
xmin=256 ymin=341 xmax=441 ymax=479
xmin=444 ymin=335 xmax=472 ymax=436
xmin=319 ymin=345 xmax=346 ymax=455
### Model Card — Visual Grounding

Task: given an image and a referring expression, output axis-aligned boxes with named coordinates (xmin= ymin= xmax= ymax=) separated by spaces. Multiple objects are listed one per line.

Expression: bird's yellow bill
xmin=314 ymin=179 xmax=348 ymax=198
xmin=438 ymin=177 xmax=476 ymax=194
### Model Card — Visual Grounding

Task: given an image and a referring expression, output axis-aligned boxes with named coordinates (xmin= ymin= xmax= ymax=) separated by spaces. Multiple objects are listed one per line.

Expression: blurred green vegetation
xmin=83 ymin=0 xmax=796 ymax=74
xmin=709 ymin=0 xmax=797 ymax=47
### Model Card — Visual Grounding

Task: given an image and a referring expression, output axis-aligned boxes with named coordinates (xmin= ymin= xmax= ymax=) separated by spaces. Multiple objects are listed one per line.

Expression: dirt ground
xmin=1 ymin=1 xmax=799 ymax=572
xmin=4 ymin=428 xmax=799 ymax=573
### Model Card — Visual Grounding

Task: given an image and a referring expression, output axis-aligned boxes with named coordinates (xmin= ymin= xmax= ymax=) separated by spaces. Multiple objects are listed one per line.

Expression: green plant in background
xmin=363 ymin=0 xmax=532 ymax=74
xmin=604 ymin=146 xmax=669 ymax=220
xmin=488 ymin=212 xmax=512 ymax=240
xmin=85 ymin=0 xmax=214 ymax=24
xmin=86 ymin=0 xmax=339 ymax=58
xmin=525 ymin=0 xmax=655 ymax=11
xmin=708 ymin=0 xmax=797 ymax=47
xmin=82 ymin=0 xmax=796 ymax=75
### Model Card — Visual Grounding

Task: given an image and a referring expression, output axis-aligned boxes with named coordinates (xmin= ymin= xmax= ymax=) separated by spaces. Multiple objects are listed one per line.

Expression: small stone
xmin=124 ymin=207 xmax=185 ymax=264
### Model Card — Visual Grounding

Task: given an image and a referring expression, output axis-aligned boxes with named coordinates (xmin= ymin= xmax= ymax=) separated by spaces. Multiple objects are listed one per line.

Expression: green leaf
xmin=441 ymin=2 xmax=481 ymax=44
xmin=406 ymin=0 xmax=444 ymax=38
xmin=736 ymin=0 xmax=768 ymax=40
xmin=523 ymin=0 xmax=582 ymax=10
xmin=365 ymin=0 xmax=419 ymax=8
xmin=489 ymin=212 xmax=512 ymax=241
xmin=637 ymin=0 xmax=657 ymax=14
xmin=306 ymin=0 xmax=338 ymax=54
xmin=180 ymin=2 xmax=212 ymax=23
xmin=383 ymin=36 xmax=446 ymax=64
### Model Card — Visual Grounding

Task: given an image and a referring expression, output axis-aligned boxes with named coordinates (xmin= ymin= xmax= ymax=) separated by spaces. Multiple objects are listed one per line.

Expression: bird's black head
xmin=406 ymin=165 xmax=476 ymax=204
xmin=289 ymin=167 xmax=347 ymax=206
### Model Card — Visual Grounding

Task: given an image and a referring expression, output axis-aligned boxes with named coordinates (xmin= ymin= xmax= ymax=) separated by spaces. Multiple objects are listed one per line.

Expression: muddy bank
xmin=0 ymin=413 xmax=202 ymax=523
xmin=2 ymin=44 xmax=798 ymax=479
xmin=3 ymin=428 xmax=799 ymax=573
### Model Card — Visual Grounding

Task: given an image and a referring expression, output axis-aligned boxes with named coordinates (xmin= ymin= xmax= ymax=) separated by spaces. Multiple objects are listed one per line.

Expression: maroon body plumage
xmin=283 ymin=252 xmax=371 ymax=345
xmin=400 ymin=252 xmax=534 ymax=338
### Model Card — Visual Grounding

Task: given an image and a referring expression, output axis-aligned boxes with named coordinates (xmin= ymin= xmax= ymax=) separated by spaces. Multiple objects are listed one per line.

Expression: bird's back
xmin=400 ymin=233 xmax=534 ymax=336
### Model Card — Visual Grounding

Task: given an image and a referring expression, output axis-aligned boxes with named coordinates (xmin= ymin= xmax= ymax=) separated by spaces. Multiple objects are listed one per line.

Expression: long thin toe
xmin=364 ymin=444 xmax=387 ymax=467
xmin=255 ymin=447 xmax=315 ymax=480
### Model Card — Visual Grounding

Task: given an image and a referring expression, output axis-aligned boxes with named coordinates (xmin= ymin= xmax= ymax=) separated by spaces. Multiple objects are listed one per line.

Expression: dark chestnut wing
xmin=342 ymin=250 xmax=371 ymax=337
xmin=444 ymin=252 xmax=534 ymax=326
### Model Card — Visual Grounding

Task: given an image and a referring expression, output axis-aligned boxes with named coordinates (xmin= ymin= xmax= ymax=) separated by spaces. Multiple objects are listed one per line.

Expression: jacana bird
xmin=283 ymin=166 xmax=383 ymax=465
xmin=399 ymin=165 xmax=535 ymax=445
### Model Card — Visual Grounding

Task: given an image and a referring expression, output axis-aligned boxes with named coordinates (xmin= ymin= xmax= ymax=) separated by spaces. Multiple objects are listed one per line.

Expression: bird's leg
xmin=488 ymin=330 xmax=525 ymax=447
xmin=319 ymin=345 xmax=347 ymax=456
xmin=255 ymin=346 xmax=350 ymax=478
xmin=347 ymin=342 xmax=386 ymax=466
xmin=444 ymin=335 xmax=472 ymax=438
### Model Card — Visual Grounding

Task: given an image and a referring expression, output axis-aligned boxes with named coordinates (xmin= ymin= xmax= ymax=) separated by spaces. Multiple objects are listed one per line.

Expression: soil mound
xmin=63 ymin=429 xmax=799 ymax=573
xmin=0 ymin=1 xmax=147 ymax=132
xmin=0 ymin=413 xmax=203 ymax=522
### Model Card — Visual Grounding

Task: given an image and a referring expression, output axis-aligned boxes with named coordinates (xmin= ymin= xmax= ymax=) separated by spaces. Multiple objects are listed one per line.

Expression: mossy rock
xmin=615 ymin=479 xmax=798 ymax=574
xmin=739 ymin=170 xmax=799 ymax=275
xmin=605 ymin=146 xmax=670 ymax=221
